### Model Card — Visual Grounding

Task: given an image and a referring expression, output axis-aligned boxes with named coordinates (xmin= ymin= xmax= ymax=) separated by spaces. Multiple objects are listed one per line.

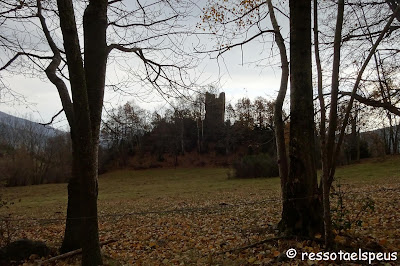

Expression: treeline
xmin=99 ymin=95 xmax=278 ymax=173
xmin=0 ymin=117 xmax=71 ymax=186
xmin=1 ymin=94 xmax=396 ymax=186
xmin=100 ymin=94 xmax=399 ymax=174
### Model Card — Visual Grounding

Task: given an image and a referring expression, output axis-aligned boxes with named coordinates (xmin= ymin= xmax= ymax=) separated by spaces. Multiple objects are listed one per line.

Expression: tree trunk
xmin=60 ymin=137 xmax=81 ymax=253
xmin=330 ymin=5 xmax=400 ymax=187
xmin=279 ymin=0 xmax=323 ymax=237
xmin=267 ymin=0 xmax=289 ymax=199
xmin=61 ymin=179 xmax=81 ymax=252
xmin=78 ymin=142 xmax=102 ymax=266
xmin=313 ymin=0 xmax=333 ymax=247
xmin=55 ymin=0 xmax=106 ymax=264
xmin=386 ymin=0 xmax=400 ymax=22
xmin=394 ymin=124 xmax=399 ymax=154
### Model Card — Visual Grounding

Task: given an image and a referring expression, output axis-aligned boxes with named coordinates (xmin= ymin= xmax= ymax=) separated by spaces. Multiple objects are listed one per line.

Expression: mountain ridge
xmin=0 ymin=110 xmax=63 ymax=139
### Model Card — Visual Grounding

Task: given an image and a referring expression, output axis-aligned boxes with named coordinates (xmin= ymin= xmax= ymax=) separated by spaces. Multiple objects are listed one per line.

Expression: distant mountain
xmin=0 ymin=111 xmax=63 ymax=146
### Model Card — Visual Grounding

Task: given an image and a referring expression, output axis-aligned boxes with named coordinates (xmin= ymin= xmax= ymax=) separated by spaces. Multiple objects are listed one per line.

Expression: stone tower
xmin=204 ymin=92 xmax=225 ymax=140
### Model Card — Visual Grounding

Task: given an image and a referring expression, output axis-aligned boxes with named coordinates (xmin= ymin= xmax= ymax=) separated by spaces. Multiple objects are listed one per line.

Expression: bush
xmin=232 ymin=153 xmax=279 ymax=178
xmin=0 ymin=239 xmax=50 ymax=263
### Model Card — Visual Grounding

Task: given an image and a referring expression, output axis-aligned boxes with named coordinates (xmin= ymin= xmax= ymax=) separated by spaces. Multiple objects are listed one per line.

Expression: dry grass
xmin=0 ymin=156 xmax=399 ymax=265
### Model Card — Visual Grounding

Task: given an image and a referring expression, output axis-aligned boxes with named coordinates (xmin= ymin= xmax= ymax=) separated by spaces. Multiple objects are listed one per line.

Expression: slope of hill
xmin=0 ymin=111 xmax=71 ymax=186
xmin=0 ymin=111 xmax=61 ymax=143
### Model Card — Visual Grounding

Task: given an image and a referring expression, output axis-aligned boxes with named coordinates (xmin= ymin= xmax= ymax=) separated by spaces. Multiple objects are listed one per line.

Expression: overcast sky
xmin=0 ymin=1 xmax=288 ymax=131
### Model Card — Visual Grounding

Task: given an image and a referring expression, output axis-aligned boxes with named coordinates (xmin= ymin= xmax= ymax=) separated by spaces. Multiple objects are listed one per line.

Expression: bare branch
xmin=331 ymin=3 xmax=400 ymax=184
xmin=197 ymin=29 xmax=275 ymax=58
xmin=106 ymin=44 xmax=141 ymax=55
xmin=0 ymin=52 xmax=52 ymax=71
xmin=37 ymin=0 xmax=74 ymax=126
xmin=386 ymin=0 xmax=400 ymax=22
xmin=340 ymin=91 xmax=400 ymax=116
xmin=108 ymin=0 xmax=122 ymax=4
xmin=109 ymin=14 xmax=178 ymax=28
xmin=0 ymin=0 xmax=25 ymax=16
xmin=38 ymin=109 xmax=64 ymax=126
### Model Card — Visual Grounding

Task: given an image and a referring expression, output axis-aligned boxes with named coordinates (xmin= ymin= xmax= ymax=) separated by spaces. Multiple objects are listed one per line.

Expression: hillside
xmin=0 ymin=111 xmax=70 ymax=186
xmin=0 ymin=111 xmax=61 ymax=140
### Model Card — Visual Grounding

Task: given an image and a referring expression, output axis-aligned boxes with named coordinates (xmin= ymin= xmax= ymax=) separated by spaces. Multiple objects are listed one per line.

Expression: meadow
xmin=1 ymin=156 xmax=399 ymax=265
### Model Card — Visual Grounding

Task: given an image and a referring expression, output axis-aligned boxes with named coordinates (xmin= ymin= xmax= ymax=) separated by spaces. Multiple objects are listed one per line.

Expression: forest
xmin=2 ymin=92 xmax=396 ymax=186
xmin=0 ymin=0 xmax=399 ymax=265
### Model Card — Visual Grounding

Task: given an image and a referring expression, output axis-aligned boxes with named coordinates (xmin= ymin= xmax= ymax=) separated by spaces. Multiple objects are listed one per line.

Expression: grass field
xmin=0 ymin=155 xmax=399 ymax=265
xmin=1 ymin=167 xmax=281 ymax=217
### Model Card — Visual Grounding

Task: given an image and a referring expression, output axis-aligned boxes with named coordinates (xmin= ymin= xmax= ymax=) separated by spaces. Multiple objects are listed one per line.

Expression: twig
xmin=38 ymin=109 xmax=64 ymax=126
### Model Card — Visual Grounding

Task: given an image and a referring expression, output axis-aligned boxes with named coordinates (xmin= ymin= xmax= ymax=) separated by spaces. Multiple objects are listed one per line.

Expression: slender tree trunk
xmin=383 ymin=126 xmax=390 ymax=154
xmin=267 ymin=0 xmax=289 ymax=199
xmin=330 ymin=5 xmax=400 ymax=187
xmin=314 ymin=0 xmax=333 ymax=247
xmin=356 ymin=129 xmax=360 ymax=161
xmin=394 ymin=125 xmax=399 ymax=154
xmin=279 ymin=0 xmax=323 ymax=237
xmin=389 ymin=116 xmax=395 ymax=154
xmin=325 ymin=0 xmax=345 ymax=247
xmin=180 ymin=118 xmax=185 ymax=155
xmin=197 ymin=118 xmax=200 ymax=153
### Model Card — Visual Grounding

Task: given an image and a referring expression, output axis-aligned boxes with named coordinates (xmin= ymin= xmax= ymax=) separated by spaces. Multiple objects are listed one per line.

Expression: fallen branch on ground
xmin=38 ymin=239 xmax=117 ymax=265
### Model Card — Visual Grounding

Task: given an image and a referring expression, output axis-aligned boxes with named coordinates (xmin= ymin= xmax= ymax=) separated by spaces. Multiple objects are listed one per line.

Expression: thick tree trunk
xmin=279 ymin=0 xmax=323 ymax=237
xmin=62 ymin=129 xmax=102 ymax=266
xmin=56 ymin=0 xmax=106 ymax=264
xmin=60 ymin=139 xmax=81 ymax=252
xmin=79 ymin=143 xmax=102 ymax=265
xmin=60 ymin=179 xmax=81 ymax=253
xmin=80 ymin=1 xmax=107 ymax=264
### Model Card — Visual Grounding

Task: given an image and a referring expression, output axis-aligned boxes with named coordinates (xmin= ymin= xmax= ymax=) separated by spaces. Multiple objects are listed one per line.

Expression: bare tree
xmin=276 ymin=0 xmax=323 ymax=237
xmin=201 ymin=0 xmax=323 ymax=236
xmin=0 ymin=0 xmax=200 ymax=264
xmin=314 ymin=0 xmax=400 ymax=246
xmin=201 ymin=0 xmax=400 ymax=241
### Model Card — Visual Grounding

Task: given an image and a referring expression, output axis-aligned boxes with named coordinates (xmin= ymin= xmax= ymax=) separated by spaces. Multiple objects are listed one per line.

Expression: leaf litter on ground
xmin=1 ymin=164 xmax=399 ymax=265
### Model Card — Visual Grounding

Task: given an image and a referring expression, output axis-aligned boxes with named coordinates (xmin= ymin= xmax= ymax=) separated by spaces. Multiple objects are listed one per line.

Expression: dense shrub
xmin=232 ymin=153 xmax=279 ymax=178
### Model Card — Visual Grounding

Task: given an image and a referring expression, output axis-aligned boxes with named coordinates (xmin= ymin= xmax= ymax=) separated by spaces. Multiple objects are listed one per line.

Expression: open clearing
xmin=1 ymin=156 xmax=399 ymax=265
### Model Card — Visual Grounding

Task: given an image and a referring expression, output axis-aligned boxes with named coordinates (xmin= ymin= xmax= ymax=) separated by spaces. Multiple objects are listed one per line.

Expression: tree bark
xmin=314 ymin=0 xmax=332 ymax=247
xmin=37 ymin=0 xmax=82 ymax=254
xmin=60 ymin=139 xmax=81 ymax=253
xmin=323 ymin=0 xmax=345 ymax=247
xmin=278 ymin=0 xmax=323 ymax=237
xmin=80 ymin=2 xmax=108 ymax=264
xmin=55 ymin=0 xmax=106 ymax=264
xmin=267 ymin=0 xmax=289 ymax=200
